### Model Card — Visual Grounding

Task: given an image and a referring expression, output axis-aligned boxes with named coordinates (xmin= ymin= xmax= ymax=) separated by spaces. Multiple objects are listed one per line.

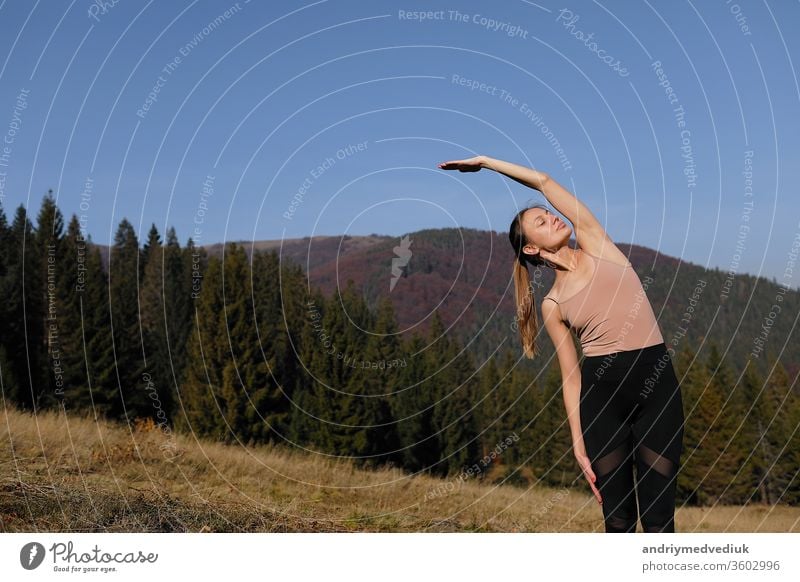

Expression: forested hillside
xmin=1 ymin=192 xmax=798 ymax=507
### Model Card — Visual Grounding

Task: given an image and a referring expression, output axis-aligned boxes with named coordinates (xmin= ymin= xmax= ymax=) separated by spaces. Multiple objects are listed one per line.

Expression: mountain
xmin=93 ymin=228 xmax=798 ymax=378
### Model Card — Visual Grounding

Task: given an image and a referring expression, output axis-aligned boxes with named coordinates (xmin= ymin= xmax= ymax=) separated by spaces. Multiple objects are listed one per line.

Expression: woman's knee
xmin=640 ymin=507 xmax=675 ymax=533
xmin=604 ymin=505 xmax=638 ymax=533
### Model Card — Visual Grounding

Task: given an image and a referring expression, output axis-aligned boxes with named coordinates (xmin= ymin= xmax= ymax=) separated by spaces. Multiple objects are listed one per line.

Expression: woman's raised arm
xmin=439 ymin=155 xmax=609 ymax=248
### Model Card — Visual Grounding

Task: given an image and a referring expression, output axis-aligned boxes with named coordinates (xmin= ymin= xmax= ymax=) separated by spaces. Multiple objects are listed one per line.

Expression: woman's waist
xmin=581 ymin=341 xmax=669 ymax=367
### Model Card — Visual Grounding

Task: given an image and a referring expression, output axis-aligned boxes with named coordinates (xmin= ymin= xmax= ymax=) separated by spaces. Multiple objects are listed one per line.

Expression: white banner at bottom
xmin=1 ymin=532 xmax=796 ymax=580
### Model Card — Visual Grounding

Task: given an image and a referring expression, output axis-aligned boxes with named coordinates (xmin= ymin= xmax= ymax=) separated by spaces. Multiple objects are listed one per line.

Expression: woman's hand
xmin=575 ymin=451 xmax=603 ymax=505
xmin=438 ymin=156 xmax=485 ymax=172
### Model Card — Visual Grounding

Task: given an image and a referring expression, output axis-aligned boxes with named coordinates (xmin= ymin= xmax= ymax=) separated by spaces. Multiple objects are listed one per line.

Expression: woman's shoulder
xmin=540 ymin=294 xmax=565 ymax=326
xmin=578 ymin=238 xmax=632 ymax=268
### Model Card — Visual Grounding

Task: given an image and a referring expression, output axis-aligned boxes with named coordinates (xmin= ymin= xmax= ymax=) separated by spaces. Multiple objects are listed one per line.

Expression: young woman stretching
xmin=438 ymin=155 xmax=685 ymax=533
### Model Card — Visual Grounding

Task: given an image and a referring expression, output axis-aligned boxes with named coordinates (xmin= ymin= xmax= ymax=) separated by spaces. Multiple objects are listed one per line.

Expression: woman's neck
xmin=550 ymin=246 xmax=580 ymax=276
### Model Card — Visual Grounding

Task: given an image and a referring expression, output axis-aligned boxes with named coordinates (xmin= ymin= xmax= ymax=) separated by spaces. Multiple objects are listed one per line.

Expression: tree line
xmin=0 ymin=192 xmax=798 ymax=506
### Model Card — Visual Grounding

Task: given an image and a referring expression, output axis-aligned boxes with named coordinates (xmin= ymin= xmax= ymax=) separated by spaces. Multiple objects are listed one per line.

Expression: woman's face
xmin=521 ymin=207 xmax=571 ymax=258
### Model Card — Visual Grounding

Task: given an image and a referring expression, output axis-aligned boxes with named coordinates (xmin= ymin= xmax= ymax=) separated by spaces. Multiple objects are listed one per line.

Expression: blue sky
xmin=0 ymin=0 xmax=798 ymax=285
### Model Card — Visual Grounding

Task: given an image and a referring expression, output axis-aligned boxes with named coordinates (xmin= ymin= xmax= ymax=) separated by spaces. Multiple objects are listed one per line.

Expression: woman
xmin=438 ymin=155 xmax=685 ymax=533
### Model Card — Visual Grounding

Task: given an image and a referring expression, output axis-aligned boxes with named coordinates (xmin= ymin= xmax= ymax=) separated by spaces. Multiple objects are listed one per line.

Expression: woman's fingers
xmin=438 ymin=161 xmax=473 ymax=171
xmin=437 ymin=157 xmax=482 ymax=171
xmin=587 ymin=473 xmax=603 ymax=505
xmin=578 ymin=456 xmax=602 ymax=505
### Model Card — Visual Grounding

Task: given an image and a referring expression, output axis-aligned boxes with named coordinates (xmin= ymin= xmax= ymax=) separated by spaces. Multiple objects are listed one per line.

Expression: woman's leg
xmin=580 ymin=357 xmax=640 ymax=533
xmin=634 ymin=443 xmax=680 ymax=532
xmin=630 ymin=347 xmax=685 ymax=533
xmin=593 ymin=438 xmax=638 ymax=532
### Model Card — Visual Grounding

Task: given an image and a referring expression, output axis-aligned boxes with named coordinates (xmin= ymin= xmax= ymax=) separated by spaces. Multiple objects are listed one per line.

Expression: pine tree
xmin=34 ymin=191 xmax=65 ymax=410
xmin=532 ymin=362 xmax=577 ymax=488
xmin=0 ymin=344 xmax=17 ymax=406
xmin=218 ymin=242 xmax=269 ymax=444
xmin=426 ymin=310 xmax=480 ymax=478
xmin=142 ymin=223 xmax=161 ymax=262
xmin=476 ymin=355 xmax=501 ymax=459
xmin=342 ymin=295 xmax=402 ymax=469
xmin=490 ymin=350 xmax=538 ymax=485
xmin=762 ymin=363 xmax=800 ymax=505
xmin=332 ymin=282 xmax=378 ymax=462
xmin=706 ymin=341 xmax=735 ymax=397
xmin=48 ymin=215 xmax=87 ymax=413
xmin=276 ymin=261 xmax=314 ymax=436
xmin=3 ymin=205 xmax=44 ymax=410
xmin=176 ymin=236 xmax=206 ymax=389
xmin=139 ymin=224 xmax=163 ymax=334
xmin=677 ymin=348 xmax=710 ymax=505
xmin=737 ymin=359 xmax=770 ymax=504
xmin=678 ymin=345 xmax=740 ymax=505
xmin=289 ymin=287 xmax=337 ymax=452
xmin=314 ymin=282 xmax=369 ymax=457
xmin=711 ymin=344 xmax=750 ymax=504
xmin=162 ymin=228 xmax=191 ymax=393
xmin=107 ymin=219 xmax=148 ymax=422
xmin=81 ymin=242 xmax=118 ymax=419
xmin=175 ymin=254 xmax=226 ymax=439
xmin=251 ymin=250 xmax=306 ymax=443
xmin=0 ymin=200 xmax=9 ymax=268
xmin=390 ymin=332 xmax=439 ymax=474
xmin=0 ymin=202 xmax=19 ymax=401
xmin=434 ymin=341 xmax=481 ymax=478
xmin=139 ymin=223 xmax=175 ymax=426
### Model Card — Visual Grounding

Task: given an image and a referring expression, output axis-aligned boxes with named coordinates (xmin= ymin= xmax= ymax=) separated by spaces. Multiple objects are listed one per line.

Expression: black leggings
xmin=580 ymin=342 xmax=685 ymax=533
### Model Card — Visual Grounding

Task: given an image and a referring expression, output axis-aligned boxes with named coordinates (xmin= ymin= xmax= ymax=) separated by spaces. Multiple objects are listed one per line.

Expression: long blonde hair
xmin=508 ymin=203 xmax=551 ymax=359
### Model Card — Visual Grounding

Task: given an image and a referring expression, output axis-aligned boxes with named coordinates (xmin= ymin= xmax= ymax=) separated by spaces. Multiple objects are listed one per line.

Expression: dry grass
xmin=1 ymin=405 xmax=797 ymax=532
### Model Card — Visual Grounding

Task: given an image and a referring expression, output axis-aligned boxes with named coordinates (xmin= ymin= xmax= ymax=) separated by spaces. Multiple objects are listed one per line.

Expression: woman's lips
xmin=557 ymin=222 xmax=564 ymax=230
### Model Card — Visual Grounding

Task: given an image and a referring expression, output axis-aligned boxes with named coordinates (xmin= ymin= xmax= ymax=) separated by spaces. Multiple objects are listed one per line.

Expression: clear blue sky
xmin=0 ymin=0 xmax=798 ymax=284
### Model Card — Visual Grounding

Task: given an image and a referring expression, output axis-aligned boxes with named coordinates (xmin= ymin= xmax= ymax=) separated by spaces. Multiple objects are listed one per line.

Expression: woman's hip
xmin=580 ymin=342 xmax=681 ymax=407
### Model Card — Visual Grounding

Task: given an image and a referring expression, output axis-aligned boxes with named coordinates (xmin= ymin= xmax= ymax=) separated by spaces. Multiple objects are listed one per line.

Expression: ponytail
xmin=512 ymin=255 xmax=540 ymax=359
xmin=509 ymin=202 xmax=552 ymax=359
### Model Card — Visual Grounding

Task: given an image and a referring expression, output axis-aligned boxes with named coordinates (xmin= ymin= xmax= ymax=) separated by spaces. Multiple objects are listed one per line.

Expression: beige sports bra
xmin=543 ymin=249 xmax=664 ymax=356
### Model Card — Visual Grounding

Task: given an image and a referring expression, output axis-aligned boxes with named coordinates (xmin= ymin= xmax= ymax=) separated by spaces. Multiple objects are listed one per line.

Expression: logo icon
xmin=390 ymin=235 xmax=413 ymax=292
xmin=20 ymin=542 xmax=46 ymax=570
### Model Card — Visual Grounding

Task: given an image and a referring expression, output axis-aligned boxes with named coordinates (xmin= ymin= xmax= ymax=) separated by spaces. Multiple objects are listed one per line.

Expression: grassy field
xmin=1 ymin=405 xmax=797 ymax=533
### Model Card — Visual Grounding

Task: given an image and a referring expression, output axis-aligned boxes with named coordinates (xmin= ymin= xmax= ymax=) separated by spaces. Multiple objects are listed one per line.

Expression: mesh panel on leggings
xmin=594 ymin=442 xmax=630 ymax=477
xmin=593 ymin=441 xmax=638 ymax=532
xmin=635 ymin=444 xmax=678 ymax=533
xmin=637 ymin=444 xmax=676 ymax=478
